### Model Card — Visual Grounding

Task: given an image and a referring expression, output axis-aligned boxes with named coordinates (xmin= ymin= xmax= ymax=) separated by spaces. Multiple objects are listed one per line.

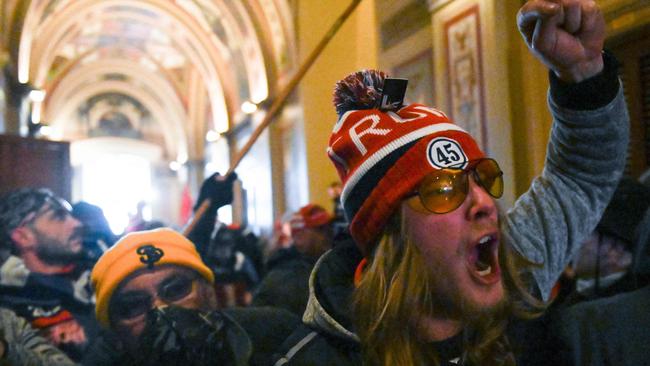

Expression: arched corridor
xmin=1 ymin=0 xmax=649 ymax=235
xmin=0 ymin=1 xmax=649 ymax=365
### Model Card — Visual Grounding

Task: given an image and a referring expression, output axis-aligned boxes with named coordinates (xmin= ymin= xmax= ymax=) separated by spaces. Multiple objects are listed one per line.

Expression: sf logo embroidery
xmin=137 ymin=244 xmax=164 ymax=268
xmin=427 ymin=137 xmax=468 ymax=169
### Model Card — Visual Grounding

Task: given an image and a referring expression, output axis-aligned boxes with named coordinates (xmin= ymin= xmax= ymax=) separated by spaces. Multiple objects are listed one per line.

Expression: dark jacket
xmin=82 ymin=306 xmax=300 ymax=366
xmin=225 ymin=307 xmax=301 ymax=366
xmin=0 ymin=256 xmax=100 ymax=361
xmin=271 ymin=242 xmax=362 ymax=366
xmin=252 ymin=247 xmax=318 ymax=316
xmin=533 ymin=206 xmax=650 ymax=366
xmin=187 ymin=203 xmax=263 ymax=287
xmin=0 ymin=307 xmax=75 ymax=366
xmin=553 ymin=194 xmax=650 ymax=308
xmin=549 ymin=285 xmax=650 ymax=366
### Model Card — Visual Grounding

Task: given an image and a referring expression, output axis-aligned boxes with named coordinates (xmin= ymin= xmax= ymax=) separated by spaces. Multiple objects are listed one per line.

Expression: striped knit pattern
xmin=327 ymin=104 xmax=485 ymax=254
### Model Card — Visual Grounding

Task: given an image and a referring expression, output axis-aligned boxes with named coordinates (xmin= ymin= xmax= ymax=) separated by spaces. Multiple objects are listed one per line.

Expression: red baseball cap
xmin=290 ymin=204 xmax=333 ymax=231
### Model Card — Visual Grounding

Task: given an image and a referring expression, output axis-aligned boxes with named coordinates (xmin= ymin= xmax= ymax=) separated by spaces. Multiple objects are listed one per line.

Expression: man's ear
xmin=10 ymin=227 xmax=35 ymax=251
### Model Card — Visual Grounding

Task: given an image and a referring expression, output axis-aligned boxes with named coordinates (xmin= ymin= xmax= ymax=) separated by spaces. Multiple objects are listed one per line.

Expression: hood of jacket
xmin=302 ymin=240 xmax=362 ymax=343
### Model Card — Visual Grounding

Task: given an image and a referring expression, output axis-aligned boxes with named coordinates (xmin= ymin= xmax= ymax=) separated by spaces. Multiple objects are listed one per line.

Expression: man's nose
xmin=151 ymin=297 xmax=170 ymax=309
xmin=466 ymin=177 xmax=497 ymax=221
xmin=69 ymin=215 xmax=83 ymax=228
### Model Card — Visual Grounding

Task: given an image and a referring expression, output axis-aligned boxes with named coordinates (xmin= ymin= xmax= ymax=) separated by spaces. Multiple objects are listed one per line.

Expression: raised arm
xmin=505 ymin=0 xmax=630 ymax=300
xmin=185 ymin=172 xmax=237 ymax=256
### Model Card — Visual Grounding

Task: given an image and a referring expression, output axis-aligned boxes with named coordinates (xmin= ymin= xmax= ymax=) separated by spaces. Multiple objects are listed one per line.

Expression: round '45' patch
xmin=427 ymin=137 xmax=468 ymax=169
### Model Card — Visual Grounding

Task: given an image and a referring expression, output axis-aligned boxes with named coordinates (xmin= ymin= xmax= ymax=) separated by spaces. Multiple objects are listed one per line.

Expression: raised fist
xmin=517 ymin=0 xmax=605 ymax=82
xmin=194 ymin=172 xmax=238 ymax=211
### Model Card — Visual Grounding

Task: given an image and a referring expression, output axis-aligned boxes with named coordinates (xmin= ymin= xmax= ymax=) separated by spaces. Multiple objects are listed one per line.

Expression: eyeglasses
xmin=407 ymin=158 xmax=503 ymax=214
xmin=18 ymin=198 xmax=73 ymax=228
xmin=110 ymin=274 xmax=197 ymax=322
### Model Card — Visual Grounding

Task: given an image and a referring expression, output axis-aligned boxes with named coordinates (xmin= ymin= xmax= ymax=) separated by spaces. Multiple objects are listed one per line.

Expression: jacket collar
xmin=302 ymin=240 xmax=362 ymax=342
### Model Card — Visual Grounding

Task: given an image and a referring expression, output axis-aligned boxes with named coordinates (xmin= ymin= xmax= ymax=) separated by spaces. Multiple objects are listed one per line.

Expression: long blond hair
xmin=352 ymin=210 xmax=544 ymax=365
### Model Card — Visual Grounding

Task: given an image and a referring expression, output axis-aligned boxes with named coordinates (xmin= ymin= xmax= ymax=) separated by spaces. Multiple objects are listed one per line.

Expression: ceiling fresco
xmin=3 ymin=0 xmax=296 ymax=163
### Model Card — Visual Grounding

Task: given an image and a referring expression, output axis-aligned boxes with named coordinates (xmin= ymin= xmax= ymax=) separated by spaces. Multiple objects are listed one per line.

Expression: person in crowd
xmin=272 ymin=1 xmax=630 ymax=365
xmin=560 ymin=177 xmax=650 ymax=305
xmin=185 ymin=171 xmax=237 ymax=259
xmin=269 ymin=211 xmax=295 ymax=255
xmin=0 ymin=188 xmax=100 ymax=361
xmin=510 ymin=177 xmax=650 ymax=366
xmin=253 ymin=204 xmax=334 ymax=315
xmin=527 ymin=176 xmax=650 ymax=366
xmin=0 ymin=307 xmax=75 ymax=365
xmin=327 ymin=182 xmax=343 ymax=217
xmin=551 ymin=282 xmax=650 ymax=366
xmin=140 ymin=219 xmax=166 ymax=230
xmin=290 ymin=204 xmax=334 ymax=259
xmin=84 ymin=227 xmax=299 ymax=366
xmin=207 ymin=223 xmax=262 ymax=307
xmin=72 ymin=201 xmax=117 ymax=263
xmin=327 ymin=182 xmax=350 ymax=242
xmin=548 ymin=222 xmax=650 ymax=366
xmin=124 ymin=200 xmax=149 ymax=234
xmin=186 ymin=171 xmax=265 ymax=307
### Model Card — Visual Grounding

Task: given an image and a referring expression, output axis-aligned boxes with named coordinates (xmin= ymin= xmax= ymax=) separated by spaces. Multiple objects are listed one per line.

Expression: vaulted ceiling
xmin=2 ymin=0 xmax=297 ymax=162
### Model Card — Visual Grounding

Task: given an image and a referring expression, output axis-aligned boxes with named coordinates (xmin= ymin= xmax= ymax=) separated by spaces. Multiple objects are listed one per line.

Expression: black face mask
xmin=129 ymin=306 xmax=249 ymax=366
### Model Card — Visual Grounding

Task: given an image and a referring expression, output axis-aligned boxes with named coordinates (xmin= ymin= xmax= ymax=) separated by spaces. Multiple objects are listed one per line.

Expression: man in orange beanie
xmin=83 ymin=228 xmax=299 ymax=366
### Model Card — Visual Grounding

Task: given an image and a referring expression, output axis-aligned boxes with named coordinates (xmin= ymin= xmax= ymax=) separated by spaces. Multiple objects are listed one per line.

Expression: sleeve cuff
xmin=549 ymin=50 xmax=620 ymax=111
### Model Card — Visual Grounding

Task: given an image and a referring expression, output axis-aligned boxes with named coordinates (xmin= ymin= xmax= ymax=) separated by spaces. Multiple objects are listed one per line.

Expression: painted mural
xmin=444 ymin=5 xmax=487 ymax=148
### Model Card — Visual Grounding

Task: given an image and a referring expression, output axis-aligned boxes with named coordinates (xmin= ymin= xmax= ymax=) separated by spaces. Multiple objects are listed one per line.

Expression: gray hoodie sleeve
xmin=0 ymin=308 xmax=75 ymax=366
xmin=503 ymin=60 xmax=630 ymax=301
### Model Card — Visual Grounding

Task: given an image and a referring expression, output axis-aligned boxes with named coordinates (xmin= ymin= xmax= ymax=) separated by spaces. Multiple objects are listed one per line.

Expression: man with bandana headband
xmin=0 ymin=188 xmax=100 ymax=361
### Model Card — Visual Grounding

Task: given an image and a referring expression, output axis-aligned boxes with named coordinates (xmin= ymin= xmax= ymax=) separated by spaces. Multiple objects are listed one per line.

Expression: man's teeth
xmin=475 ymin=235 xmax=494 ymax=276
xmin=477 ymin=266 xmax=492 ymax=277
xmin=476 ymin=259 xmax=489 ymax=271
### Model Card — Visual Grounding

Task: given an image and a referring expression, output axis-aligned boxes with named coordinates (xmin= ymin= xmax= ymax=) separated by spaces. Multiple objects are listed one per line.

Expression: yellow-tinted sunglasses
xmin=407 ymin=158 xmax=503 ymax=214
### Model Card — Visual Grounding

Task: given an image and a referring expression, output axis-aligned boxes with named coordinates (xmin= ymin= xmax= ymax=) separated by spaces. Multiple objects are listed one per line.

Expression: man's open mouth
xmin=468 ymin=234 xmax=500 ymax=283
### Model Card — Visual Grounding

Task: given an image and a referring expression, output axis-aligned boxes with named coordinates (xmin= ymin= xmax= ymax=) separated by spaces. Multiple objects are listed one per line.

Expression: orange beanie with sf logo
xmin=91 ymin=228 xmax=213 ymax=327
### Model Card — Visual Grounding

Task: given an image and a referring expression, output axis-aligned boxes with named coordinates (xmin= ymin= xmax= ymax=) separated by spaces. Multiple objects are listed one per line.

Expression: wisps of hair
xmin=333 ymin=69 xmax=387 ymax=117
xmin=353 ymin=211 xmax=436 ymax=365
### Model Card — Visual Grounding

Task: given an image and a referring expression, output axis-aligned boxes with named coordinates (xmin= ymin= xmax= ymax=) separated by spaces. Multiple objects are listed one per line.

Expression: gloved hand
xmin=131 ymin=306 xmax=250 ymax=366
xmin=194 ymin=172 xmax=238 ymax=212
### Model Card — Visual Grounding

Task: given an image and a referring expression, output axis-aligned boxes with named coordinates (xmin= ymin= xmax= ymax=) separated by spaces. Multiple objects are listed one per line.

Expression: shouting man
xmin=273 ymin=1 xmax=629 ymax=365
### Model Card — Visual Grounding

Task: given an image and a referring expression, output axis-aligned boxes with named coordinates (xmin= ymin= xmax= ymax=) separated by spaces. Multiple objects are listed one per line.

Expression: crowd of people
xmin=0 ymin=1 xmax=647 ymax=365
